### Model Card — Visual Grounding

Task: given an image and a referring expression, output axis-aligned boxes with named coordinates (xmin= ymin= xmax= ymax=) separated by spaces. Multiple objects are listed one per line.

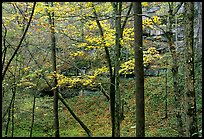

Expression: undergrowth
xmin=2 ymin=76 xmax=202 ymax=137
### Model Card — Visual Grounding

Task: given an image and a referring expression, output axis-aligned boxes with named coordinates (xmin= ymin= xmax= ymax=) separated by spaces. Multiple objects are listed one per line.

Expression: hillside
xmin=2 ymin=76 xmax=202 ymax=137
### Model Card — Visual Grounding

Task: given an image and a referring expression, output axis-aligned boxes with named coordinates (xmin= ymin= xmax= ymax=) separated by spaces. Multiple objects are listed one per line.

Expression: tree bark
xmin=30 ymin=96 xmax=36 ymax=137
xmin=184 ymin=2 xmax=198 ymax=137
xmin=25 ymin=45 xmax=92 ymax=137
xmin=5 ymin=87 xmax=16 ymax=137
xmin=167 ymin=2 xmax=184 ymax=137
xmin=91 ymin=3 xmax=116 ymax=136
xmin=11 ymin=85 xmax=16 ymax=137
xmin=165 ymin=66 xmax=168 ymax=118
xmin=91 ymin=3 xmax=132 ymax=136
xmin=57 ymin=93 xmax=92 ymax=137
xmin=133 ymin=2 xmax=145 ymax=137
xmin=112 ymin=2 xmax=122 ymax=137
xmin=45 ymin=2 xmax=60 ymax=137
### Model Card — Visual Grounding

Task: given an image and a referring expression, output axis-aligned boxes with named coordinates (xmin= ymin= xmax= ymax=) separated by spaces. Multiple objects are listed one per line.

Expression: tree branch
xmin=99 ymin=83 xmax=110 ymax=101
xmin=25 ymin=47 xmax=93 ymax=137
xmin=58 ymin=93 xmax=92 ymax=137
xmin=91 ymin=3 xmax=113 ymax=77
xmin=121 ymin=2 xmax=133 ymax=34
xmin=140 ymin=14 xmax=167 ymax=35
xmin=2 ymin=22 xmax=8 ymax=69
xmin=12 ymin=3 xmax=27 ymax=22
xmin=172 ymin=2 xmax=183 ymax=16
xmin=2 ymin=2 xmax=36 ymax=81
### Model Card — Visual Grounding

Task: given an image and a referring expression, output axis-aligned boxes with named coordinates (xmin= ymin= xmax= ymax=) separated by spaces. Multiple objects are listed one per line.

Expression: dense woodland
xmin=2 ymin=2 xmax=202 ymax=137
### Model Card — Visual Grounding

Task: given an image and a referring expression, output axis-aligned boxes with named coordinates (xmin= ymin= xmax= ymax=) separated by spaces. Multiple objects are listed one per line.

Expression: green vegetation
xmin=2 ymin=2 xmax=202 ymax=137
xmin=2 ymin=75 xmax=202 ymax=137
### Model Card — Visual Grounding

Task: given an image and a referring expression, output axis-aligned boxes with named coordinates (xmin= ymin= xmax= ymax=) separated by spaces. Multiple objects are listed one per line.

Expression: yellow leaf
xmin=142 ymin=2 xmax=149 ymax=7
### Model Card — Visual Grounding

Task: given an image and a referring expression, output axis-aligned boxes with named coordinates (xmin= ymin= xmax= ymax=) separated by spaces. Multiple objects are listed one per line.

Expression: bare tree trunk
xmin=167 ymin=2 xmax=184 ymax=136
xmin=58 ymin=93 xmax=92 ymax=137
xmin=133 ymin=2 xmax=145 ymax=137
xmin=5 ymin=88 xmax=16 ymax=137
xmin=30 ymin=96 xmax=36 ymax=137
xmin=91 ymin=3 xmax=116 ymax=136
xmin=165 ymin=65 xmax=168 ymax=118
xmin=5 ymin=101 xmax=11 ymax=137
xmin=91 ymin=3 xmax=132 ymax=136
xmin=112 ymin=2 xmax=122 ymax=137
xmin=25 ymin=46 xmax=92 ymax=137
xmin=11 ymin=85 xmax=16 ymax=137
xmin=184 ymin=2 xmax=198 ymax=137
xmin=4 ymin=56 xmax=18 ymax=137
xmin=45 ymin=2 xmax=60 ymax=137
xmin=79 ymin=3 xmax=84 ymax=42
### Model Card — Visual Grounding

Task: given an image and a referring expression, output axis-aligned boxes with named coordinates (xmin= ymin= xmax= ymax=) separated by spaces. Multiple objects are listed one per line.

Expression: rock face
xmin=194 ymin=2 xmax=202 ymax=59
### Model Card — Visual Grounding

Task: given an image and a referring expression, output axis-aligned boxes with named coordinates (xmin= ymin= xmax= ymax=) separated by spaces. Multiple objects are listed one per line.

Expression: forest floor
xmin=2 ymin=76 xmax=202 ymax=137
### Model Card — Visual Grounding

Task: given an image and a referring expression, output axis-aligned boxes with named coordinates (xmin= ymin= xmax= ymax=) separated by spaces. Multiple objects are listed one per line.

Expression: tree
xmin=133 ymin=2 xmax=145 ymax=137
xmin=90 ymin=2 xmax=116 ymax=136
xmin=57 ymin=93 xmax=92 ymax=137
xmin=90 ymin=2 xmax=133 ymax=136
xmin=2 ymin=2 xmax=36 ymax=81
xmin=30 ymin=96 xmax=36 ymax=137
xmin=112 ymin=2 xmax=122 ymax=137
xmin=184 ymin=2 xmax=198 ymax=137
xmin=45 ymin=2 xmax=60 ymax=137
xmin=166 ymin=2 xmax=184 ymax=137
xmin=3 ymin=2 xmax=201 ymax=137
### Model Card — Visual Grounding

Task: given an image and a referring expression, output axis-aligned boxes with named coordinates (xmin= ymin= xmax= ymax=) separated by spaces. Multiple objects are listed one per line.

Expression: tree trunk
xmin=45 ymin=2 xmax=60 ymax=137
xmin=165 ymin=66 xmax=168 ymax=118
xmin=167 ymin=2 xmax=184 ymax=136
xmin=11 ymin=86 xmax=16 ymax=137
xmin=5 ymin=100 xmax=11 ymax=137
xmin=58 ymin=93 xmax=92 ymax=137
xmin=184 ymin=2 xmax=198 ymax=137
xmin=79 ymin=3 xmax=84 ymax=42
xmin=133 ymin=2 xmax=145 ymax=137
xmin=30 ymin=96 xmax=36 ymax=137
xmin=91 ymin=3 xmax=116 ymax=136
xmin=112 ymin=2 xmax=122 ymax=137
xmin=92 ymin=3 xmax=132 ymax=136
xmin=5 ymin=88 xmax=16 ymax=137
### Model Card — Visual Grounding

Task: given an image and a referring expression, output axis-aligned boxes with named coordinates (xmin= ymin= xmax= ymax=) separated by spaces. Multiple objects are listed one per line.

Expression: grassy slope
xmin=2 ymin=76 xmax=202 ymax=137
